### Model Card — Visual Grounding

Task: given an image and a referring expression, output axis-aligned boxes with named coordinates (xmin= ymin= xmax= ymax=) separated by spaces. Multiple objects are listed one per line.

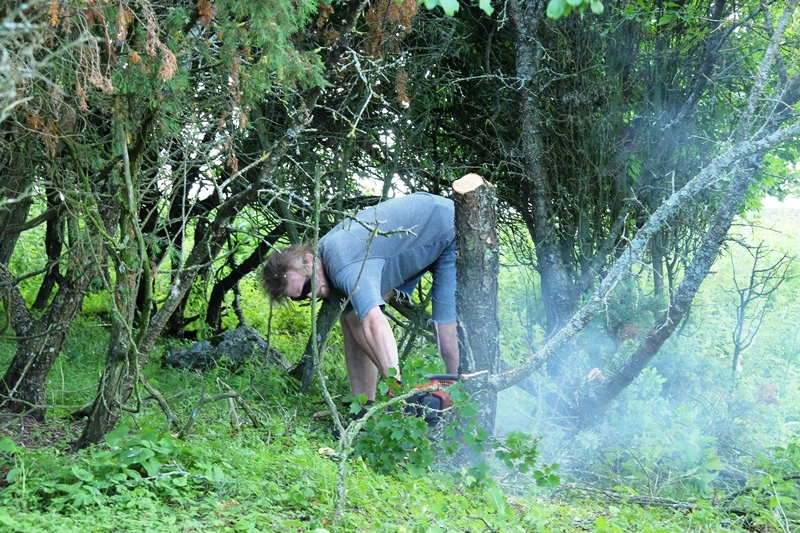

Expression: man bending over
xmin=261 ymin=192 xmax=459 ymax=401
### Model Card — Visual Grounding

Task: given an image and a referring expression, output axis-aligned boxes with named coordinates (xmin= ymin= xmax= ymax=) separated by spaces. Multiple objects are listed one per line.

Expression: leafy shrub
xmin=1 ymin=426 xmax=223 ymax=512
xmin=353 ymin=409 xmax=435 ymax=478
xmin=350 ymin=377 xmax=559 ymax=491
xmin=570 ymin=368 xmax=723 ymax=499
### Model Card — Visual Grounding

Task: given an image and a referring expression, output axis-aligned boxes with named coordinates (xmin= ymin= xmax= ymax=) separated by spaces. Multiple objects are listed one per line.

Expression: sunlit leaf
xmin=547 ymin=0 xmax=566 ymax=19
xmin=439 ymin=0 xmax=460 ymax=16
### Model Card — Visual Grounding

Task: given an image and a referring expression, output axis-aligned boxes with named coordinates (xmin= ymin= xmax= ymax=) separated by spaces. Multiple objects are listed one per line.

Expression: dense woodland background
xmin=1 ymin=0 xmax=800 ymax=531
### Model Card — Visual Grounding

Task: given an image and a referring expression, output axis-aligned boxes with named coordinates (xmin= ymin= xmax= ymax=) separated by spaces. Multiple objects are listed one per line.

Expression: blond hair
xmin=260 ymin=243 xmax=314 ymax=303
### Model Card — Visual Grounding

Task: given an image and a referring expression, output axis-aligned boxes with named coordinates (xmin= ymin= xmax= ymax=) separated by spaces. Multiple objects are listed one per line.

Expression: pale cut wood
xmin=452 ymin=173 xmax=491 ymax=194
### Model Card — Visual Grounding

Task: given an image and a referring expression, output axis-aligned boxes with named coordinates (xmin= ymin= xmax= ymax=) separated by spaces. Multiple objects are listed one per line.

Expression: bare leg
xmin=434 ymin=321 xmax=460 ymax=374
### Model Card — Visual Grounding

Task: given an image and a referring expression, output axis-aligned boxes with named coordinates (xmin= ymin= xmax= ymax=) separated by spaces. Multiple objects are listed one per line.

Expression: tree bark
xmin=32 ymin=188 xmax=64 ymax=310
xmin=0 ymin=236 xmax=102 ymax=419
xmin=76 ymin=209 xmax=140 ymax=448
xmin=0 ymin=165 xmax=34 ymax=265
xmin=293 ymin=299 xmax=340 ymax=392
xmin=506 ymin=0 xmax=577 ymax=382
xmin=453 ymin=173 xmax=500 ymax=435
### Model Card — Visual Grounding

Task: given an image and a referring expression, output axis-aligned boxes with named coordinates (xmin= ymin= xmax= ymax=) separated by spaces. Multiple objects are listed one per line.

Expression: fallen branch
xmin=555 ymin=483 xmax=699 ymax=511
xmin=140 ymin=375 xmax=177 ymax=430
xmin=179 ymin=382 xmax=252 ymax=438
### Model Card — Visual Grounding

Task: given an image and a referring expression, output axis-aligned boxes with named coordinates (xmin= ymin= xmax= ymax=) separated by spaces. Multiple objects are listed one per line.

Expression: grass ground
xmin=0 ymin=342 xmax=759 ymax=533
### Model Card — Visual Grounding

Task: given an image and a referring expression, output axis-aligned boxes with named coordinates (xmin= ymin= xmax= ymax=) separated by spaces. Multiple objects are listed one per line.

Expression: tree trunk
xmin=453 ymin=173 xmax=500 ymax=435
xmin=75 ymin=102 xmax=151 ymax=448
xmin=507 ymin=0 xmax=577 ymax=382
xmin=0 ymin=240 xmax=99 ymax=420
xmin=76 ymin=213 xmax=140 ymax=448
xmin=293 ymin=299 xmax=340 ymax=392
xmin=0 ymin=168 xmax=34 ymax=265
xmin=32 ymin=188 xmax=64 ymax=310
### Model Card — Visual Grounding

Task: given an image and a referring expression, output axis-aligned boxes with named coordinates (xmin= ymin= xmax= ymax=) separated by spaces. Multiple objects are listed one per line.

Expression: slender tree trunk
xmin=293 ymin=299 xmax=340 ymax=392
xmin=507 ymin=0 xmax=577 ymax=381
xmin=76 ymin=212 xmax=140 ymax=447
xmin=32 ymin=188 xmax=64 ymax=310
xmin=75 ymin=100 xmax=153 ymax=448
xmin=453 ymin=173 xmax=500 ymax=435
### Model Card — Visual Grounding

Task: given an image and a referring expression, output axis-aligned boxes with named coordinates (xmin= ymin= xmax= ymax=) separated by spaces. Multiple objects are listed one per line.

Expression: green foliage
xmin=459 ymin=429 xmax=560 ymax=491
xmin=353 ymin=410 xmax=434 ymax=477
xmin=620 ymin=0 xmax=704 ymax=28
xmin=420 ymin=0 xmax=495 ymax=17
xmin=494 ymin=431 xmax=558 ymax=483
xmin=727 ymin=440 xmax=800 ymax=532
xmin=0 ymin=330 xmax=763 ymax=532
xmin=1 ymin=426 xmax=212 ymax=512
xmin=578 ymin=371 xmax=725 ymax=499
xmin=547 ymin=0 xmax=604 ymax=19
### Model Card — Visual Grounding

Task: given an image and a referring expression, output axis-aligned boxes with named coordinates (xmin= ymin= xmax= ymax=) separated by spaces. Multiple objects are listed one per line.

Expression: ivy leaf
xmin=479 ymin=0 xmax=494 ymax=15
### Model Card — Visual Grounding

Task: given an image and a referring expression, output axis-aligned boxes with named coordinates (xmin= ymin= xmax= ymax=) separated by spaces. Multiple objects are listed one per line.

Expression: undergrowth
xmin=1 ymin=286 xmax=798 ymax=531
xmin=0 ymin=342 xmax=784 ymax=532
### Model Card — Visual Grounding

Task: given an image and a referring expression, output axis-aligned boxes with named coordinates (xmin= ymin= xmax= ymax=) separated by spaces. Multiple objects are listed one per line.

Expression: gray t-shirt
xmin=319 ymin=192 xmax=455 ymax=322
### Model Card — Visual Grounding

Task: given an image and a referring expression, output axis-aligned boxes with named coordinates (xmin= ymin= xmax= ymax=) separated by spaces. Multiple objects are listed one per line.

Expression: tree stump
xmin=452 ymin=173 xmax=500 ymax=435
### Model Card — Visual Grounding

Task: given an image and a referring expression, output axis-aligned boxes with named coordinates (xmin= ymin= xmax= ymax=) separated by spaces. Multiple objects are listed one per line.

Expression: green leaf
xmin=71 ymin=466 xmax=95 ymax=482
xmin=486 ymin=485 xmax=507 ymax=515
xmin=0 ymin=437 xmax=16 ymax=453
xmin=566 ymin=0 xmax=583 ymax=7
xmin=479 ymin=0 xmax=494 ymax=15
xmin=0 ymin=508 xmax=16 ymax=527
xmin=424 ymin=0 xmax=438 ymax=9
xmin=591 ymin=0 xmax=604 ymax=14
xmin=547 ymin=0 xmax=566 ymax=19
xmin=439 ymin=0 xmax=460 ymax=16
xmin=104 ymin=425 xmax=130 ymax=448
xmin=6 ymin=467 xmax=21 ymax=483
xmin=143 ymin=457 xmax=163 ymax=477
xmin=120 ymin=447 xmax=155 ymax=466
